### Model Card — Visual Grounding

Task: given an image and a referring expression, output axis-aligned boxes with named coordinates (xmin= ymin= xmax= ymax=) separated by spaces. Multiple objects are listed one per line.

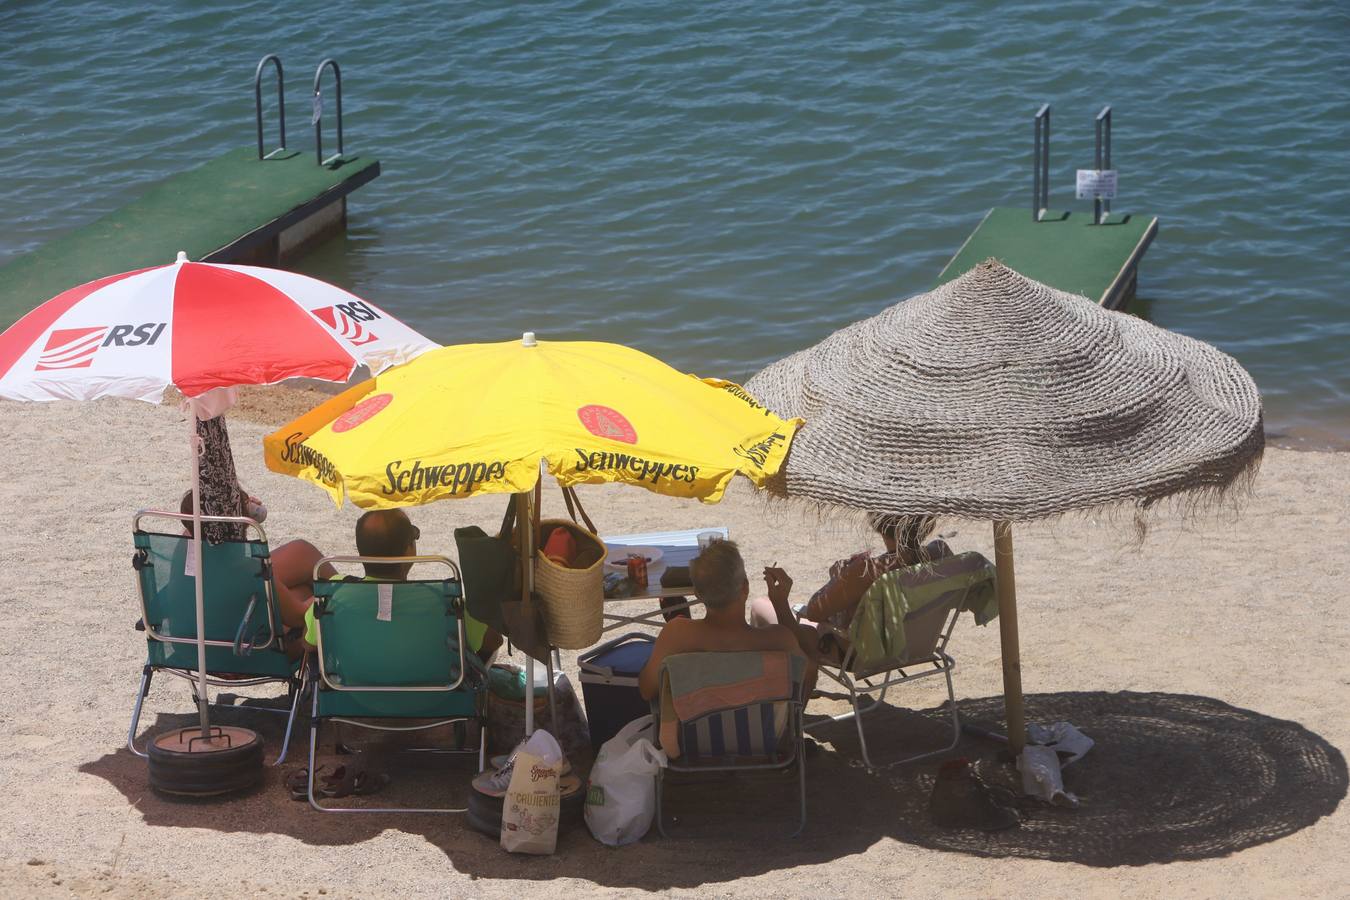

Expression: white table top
xmin=601 ymin=526 xmax=728 ymax=601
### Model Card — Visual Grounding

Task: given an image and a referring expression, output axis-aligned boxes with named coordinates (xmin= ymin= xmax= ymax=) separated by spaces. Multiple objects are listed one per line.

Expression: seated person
xmin=749 ymin=513 xmax=951 ymax=662
xmin=180 ymin=489 xmax=334 ymax=654
xmin=639 ymin=539 xmax=813 ymax=701
xmin=303 ymin=509 xmax=502 ymax=664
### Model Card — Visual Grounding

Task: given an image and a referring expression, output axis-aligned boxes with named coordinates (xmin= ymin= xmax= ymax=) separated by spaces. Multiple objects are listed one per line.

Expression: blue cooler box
xmin=578 ymin=632 xmax=655 ymax=751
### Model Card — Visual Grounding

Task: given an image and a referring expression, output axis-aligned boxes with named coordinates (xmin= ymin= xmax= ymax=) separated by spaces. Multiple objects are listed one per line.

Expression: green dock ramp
xmin=939 ymin=207 xmax=1158 ymax=310
xmin=0 ymin=148 xmax=379 ymax=329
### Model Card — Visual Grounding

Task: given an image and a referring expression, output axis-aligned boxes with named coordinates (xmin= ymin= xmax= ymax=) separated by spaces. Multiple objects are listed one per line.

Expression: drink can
xmin=626 ymin=553 xmax=648 ymax=588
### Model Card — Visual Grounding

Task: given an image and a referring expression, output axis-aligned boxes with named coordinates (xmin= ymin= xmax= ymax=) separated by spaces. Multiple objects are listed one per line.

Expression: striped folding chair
xmin=651 ymin=650 xmax=807 ymax=837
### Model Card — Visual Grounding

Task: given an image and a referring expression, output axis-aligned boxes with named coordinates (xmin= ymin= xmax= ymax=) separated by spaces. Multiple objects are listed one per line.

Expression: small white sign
xmin=377 ymin=583 xmax=393 ymax=621
xmin=1076 ymin=169 xmax=1118 ymax=200
xmin=312 ymin=92 xmax=323 ymax=125
xmin=184 ymin=541 xmax=198 ymax=578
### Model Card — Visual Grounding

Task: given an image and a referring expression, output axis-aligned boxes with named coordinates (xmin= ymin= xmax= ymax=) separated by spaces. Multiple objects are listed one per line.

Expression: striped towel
xmin=657 ymin=651 xmax=796 ymax=760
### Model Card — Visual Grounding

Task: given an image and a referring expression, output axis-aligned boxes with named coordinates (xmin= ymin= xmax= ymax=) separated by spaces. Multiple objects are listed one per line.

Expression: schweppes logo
xmin=573 ymin=448 xmax=698 ymax=485
xmin=733 ymin=432 xmax=787 ymax=468
xmin=383 ymin=458 xmax=508 ymax=496
xmin=278 ymin=432 xmax=341 ymax=487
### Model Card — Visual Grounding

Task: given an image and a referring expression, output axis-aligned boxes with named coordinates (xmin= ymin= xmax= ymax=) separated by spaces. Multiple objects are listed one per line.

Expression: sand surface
xmin=0 ymin=396 xmax=1345 ymax=898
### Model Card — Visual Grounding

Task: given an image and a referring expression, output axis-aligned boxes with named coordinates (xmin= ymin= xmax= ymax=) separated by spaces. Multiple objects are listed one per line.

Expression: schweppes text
xmin=573 ymin=448 xmax=698 ymax=485
xmin=280 ymin=432 xmax=340 ymax=486
xmin=383 ymin=458 xmax=507 ymax=495
xmin=733 ymin=432 xmax=787 ymax=468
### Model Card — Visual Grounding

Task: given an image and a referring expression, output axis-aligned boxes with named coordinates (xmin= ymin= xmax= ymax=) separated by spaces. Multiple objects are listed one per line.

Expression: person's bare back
xmin=638 ymin=540 xmax=810 ymax=700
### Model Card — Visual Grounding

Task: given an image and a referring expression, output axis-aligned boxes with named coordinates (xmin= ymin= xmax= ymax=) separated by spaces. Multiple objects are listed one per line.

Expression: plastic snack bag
xmin=500 ymin=729 xmax=565 ymax=854
xmin=584 ymin=715 xmax=667 ymax=846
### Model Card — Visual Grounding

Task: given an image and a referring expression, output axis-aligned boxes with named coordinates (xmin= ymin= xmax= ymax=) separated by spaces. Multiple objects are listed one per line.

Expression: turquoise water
xmin=2 ymin=1 xmax=1347 ymax=445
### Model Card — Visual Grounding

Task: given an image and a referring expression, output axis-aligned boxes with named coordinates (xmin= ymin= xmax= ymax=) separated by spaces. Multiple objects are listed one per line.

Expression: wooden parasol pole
xmin=993 ymin=520 xmax=1026 ymax=754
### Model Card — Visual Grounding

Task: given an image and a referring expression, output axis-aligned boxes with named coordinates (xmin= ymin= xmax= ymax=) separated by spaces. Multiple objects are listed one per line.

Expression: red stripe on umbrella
xmin=169 ymin=263 xmax=353 ymax=397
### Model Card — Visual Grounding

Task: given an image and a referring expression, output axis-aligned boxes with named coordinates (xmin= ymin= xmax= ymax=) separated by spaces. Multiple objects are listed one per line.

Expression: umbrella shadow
xmin=79 ymin=691 xmax=1345 ymax=885
xmin=807 ymin=690 xmax=1347 ymax=866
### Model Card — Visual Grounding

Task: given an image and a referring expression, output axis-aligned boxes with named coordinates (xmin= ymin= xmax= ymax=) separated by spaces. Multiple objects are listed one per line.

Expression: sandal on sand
xmin=286 ymin=766 xmax=327 ymax=801
xmin=319 ymin=764 xmax=391 ymax=799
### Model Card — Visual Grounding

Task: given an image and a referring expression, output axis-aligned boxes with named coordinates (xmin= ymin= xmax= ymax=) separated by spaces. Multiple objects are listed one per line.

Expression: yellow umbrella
xmin=264 ymin=334 xmax=801 ymax=506
xmin=264 ymin=333 xmax=802 ymax=735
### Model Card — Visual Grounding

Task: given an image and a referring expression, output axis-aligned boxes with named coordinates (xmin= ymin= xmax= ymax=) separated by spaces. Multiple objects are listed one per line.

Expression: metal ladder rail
xmin=254 ymin=54 xmax=286 ymax=160
xmin=1094 ymin=105 xmax=1112 ymax=224
xmin=1032 ymin=104 xmax=1050 ymax=221
xmin=313 ymin=59 xmax=344 ymax=167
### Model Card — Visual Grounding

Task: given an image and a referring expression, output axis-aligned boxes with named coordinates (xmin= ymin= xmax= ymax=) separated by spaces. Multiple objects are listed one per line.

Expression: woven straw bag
xmin=533 ymin=488 xmax=607 ymax=648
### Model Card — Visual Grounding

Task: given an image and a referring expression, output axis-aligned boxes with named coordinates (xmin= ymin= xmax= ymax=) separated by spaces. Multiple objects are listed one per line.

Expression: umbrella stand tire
xmin=147 ymin=725 xmax=264 ymax=797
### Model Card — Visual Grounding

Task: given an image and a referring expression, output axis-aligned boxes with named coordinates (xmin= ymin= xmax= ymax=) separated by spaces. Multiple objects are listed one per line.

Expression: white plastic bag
xmin=584 ymin=715 xmax=668 ymax=846
xmin=1019 ymin=721 xmax=1093 ymax=808
xmin=501 ymin=729 xmax=565 ymax=854
xmin=1018 ymin=745 xmax=1078 ymax=807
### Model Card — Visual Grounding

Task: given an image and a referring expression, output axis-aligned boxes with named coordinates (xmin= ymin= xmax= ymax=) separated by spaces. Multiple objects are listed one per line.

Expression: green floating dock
xmin=938 ymin=207 xmax=1158 ymax=310
xmin=0 ymin=147 xmax=379 ymax=329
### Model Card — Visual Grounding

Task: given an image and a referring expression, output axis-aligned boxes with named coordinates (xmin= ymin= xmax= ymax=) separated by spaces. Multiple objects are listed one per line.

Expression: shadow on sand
xmin=82 ymin=691 xmax=1345 ymax=887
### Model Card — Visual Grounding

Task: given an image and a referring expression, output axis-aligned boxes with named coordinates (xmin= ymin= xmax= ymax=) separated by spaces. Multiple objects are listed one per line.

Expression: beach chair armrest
xmin=233 ymin=595 xmax=259 ymax=657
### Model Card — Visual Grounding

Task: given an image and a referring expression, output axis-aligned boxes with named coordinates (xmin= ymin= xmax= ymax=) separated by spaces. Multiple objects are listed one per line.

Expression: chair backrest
xmin=133 ymin=528 xmax=278 ymax=651
xmin=310 ymin=577 xmax=468 ymax=691
xmin=656 ymin=651 xmax=805 ymax=761
xmin=847 ymin=551 xmax=997 ymax=674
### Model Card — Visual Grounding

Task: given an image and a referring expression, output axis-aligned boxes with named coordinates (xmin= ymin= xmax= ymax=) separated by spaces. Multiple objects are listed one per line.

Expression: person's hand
xmin=763 ymin=566 xmax=793 ymax=605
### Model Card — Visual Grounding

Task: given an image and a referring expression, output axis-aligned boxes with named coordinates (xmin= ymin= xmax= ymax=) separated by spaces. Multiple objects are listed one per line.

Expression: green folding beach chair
xmin=305 ymin=555 xmax=487 ymax=814
xmin=811 ymin=550 xmax=998 ymax=771
xmin=651 ymin=650 xmax=808 ymax=838
xmin=128 ymin=509 xmax=304 ymax=765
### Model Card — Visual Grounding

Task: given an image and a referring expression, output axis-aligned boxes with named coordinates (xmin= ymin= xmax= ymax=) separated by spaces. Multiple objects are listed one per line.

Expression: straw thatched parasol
xmin=746 ymin=259 xmax=1264 ymax=752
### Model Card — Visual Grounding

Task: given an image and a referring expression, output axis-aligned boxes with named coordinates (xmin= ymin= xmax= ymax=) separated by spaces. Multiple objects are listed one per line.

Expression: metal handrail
xmin=1095 ymin=105 xmax=1113 ymax=224
xmin=1033 ymin=104 xmax=1050 ymax=221
xmin=254 ymin=54 xmax=286 ymax=160
xmin=312 ymin=58 xmax=344 ymax=166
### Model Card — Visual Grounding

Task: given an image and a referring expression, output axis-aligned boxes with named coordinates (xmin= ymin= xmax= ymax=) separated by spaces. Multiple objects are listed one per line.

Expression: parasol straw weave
xmin=746 ymin=260 xmax=1264 ymax=522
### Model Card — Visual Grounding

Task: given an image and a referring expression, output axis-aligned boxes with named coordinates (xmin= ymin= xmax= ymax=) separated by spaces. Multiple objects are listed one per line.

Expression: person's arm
xmin=802 ymin=554 xmax=868 ymax=622
xmin=762 ymin=567 xmax=795 ymax=627
xmin=639 ymin=626 xmax=679 ymax=701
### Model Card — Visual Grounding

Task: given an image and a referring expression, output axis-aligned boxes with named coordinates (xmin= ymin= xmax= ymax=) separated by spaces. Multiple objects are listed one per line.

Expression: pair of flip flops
xmin=286 ymin=759 xmax=391 ymax=801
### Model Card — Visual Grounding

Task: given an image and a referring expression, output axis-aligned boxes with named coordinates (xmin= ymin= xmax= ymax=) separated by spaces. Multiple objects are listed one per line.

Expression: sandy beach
xmin=0 ymin=393 xmax=1344 ymax=898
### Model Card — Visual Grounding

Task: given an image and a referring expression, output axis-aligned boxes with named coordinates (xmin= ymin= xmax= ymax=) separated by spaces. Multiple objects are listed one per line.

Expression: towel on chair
xmin=657 ymin=651 xmax=793 ymax=759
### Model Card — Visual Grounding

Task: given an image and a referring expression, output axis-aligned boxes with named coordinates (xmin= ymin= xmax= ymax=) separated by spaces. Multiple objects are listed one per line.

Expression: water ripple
xmin=0 ymin=0 xmax=1347 ymax=442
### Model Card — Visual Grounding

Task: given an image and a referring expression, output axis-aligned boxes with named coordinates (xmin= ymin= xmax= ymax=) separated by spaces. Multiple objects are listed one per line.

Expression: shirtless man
xmin=638 ymin=539 xmax=813 ymax=701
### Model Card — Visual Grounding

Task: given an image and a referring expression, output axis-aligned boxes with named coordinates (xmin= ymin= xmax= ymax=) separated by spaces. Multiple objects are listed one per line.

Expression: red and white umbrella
xmin=0 ymin=251 xmax=437 ymax=748
xmin=0 ymin=251 xmax=435 ymax=402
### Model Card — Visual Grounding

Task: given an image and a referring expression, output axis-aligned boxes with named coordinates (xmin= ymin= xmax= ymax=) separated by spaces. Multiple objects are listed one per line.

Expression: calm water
xmin=2 ymin=1 xmax=1347 ymax=445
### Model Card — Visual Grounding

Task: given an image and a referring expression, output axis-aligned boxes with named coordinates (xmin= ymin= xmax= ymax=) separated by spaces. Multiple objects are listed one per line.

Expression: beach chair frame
xmin=305 ymin=555 xmax=487 ymax=814
xmin=127 ymin=509 xmax=305 ymax=766
xmin=809 ymin=559 xmax=992 ymax=772
xmin=652 ymin=651 xmax=808 ymax=838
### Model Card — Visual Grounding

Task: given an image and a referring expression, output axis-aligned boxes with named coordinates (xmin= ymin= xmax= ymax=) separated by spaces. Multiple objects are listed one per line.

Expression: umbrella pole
xmin=993 ymin=521 xmax=1025 ymax=754
xmin=518 ymin=490 xmax=536 ymax=736
xmin=188 ymin=411 xmax=211 ymax=739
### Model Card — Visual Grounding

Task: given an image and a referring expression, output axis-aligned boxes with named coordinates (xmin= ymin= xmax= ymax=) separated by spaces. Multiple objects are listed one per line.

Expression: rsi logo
xmin=312 ymin=301 xmax=382 ymax=347
xmin=35 ymin=323 xmax=166 ymax=371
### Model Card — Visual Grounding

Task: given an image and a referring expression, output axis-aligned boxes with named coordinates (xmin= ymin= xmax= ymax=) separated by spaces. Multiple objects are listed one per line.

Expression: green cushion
xmin=146 ymin=642 xmax=297 ymax=678
xmin=311 ymin=578 xmax=483 ymax=720
xmin=134 ymin=530 xmax=293 ymax=679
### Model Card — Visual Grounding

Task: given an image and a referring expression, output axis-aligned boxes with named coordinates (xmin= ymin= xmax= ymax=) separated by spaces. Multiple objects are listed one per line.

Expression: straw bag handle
xmin=561 ymin=485 xmax=598 ymax=535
